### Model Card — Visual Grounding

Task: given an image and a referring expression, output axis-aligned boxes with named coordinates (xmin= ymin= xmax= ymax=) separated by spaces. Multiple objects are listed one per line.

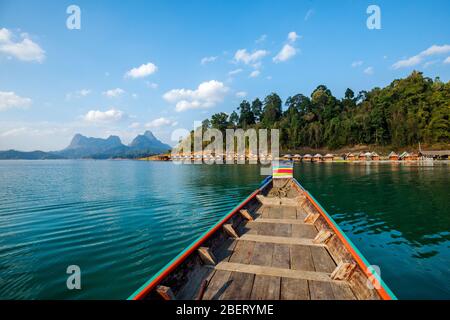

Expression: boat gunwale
xmin=127 ymin=175 xmax=273 ymax=300
xmin=292 ymin=178 xmax=397 ymax=300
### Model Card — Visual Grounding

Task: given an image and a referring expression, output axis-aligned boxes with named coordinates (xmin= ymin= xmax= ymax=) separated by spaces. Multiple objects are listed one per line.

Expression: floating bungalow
xmin=371 ymin=152 xmax=380 ymax=161
xmin=312 ymin=153 xmax=323 ymax=162
xmin=302 ymin=154 xmax=312 ymax=162
xmin=283 ymin=154 xmax=292 ymax=160
xmin=399 ymin=152 xmax=409 ymax=160
xmin=293 ymin=154 xmax=302 ymax=162
xmin=409 ymin=152 xmax=419 ymax=161
xmin=364 ymin=152 xmax=373 ymax=160
xmin=346 ymin=153 xmax=356 ymax=161
xmin=358 ymin=152 xmax=366 ymax=161
xmin=388 ymin=152 xmax=399 ymax=161
xmin=323 ymin=154 xmax=334 ymax=162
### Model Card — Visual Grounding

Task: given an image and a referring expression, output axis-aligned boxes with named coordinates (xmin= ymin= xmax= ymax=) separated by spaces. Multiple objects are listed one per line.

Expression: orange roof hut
xmin=388 ymin=152 xmax=399 ymax=161
xmin=323 ymin=154 xmax=334 ymax=162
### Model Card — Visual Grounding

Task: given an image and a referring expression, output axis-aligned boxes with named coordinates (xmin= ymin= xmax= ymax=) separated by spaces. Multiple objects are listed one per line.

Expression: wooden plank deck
xmin=200 ymin=202 xmax=359 ymax=300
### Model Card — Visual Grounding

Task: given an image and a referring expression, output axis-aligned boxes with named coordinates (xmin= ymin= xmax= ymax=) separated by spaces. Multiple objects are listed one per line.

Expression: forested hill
xmin=201 ymin=71 xmax=449 ymax=150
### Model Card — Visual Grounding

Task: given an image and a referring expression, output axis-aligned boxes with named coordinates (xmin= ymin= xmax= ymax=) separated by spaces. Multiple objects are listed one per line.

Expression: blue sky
xmin=0 ymin=0 xmax=449 ymax=151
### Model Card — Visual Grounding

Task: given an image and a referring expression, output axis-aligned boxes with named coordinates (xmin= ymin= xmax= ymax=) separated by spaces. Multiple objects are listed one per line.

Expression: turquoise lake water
xmin=0 ymin=160 xmax=449 ymax=299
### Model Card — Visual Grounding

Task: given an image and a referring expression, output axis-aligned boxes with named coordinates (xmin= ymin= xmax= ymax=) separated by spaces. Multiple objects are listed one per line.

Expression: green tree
xmin=251 ymin=98 xmax=263 ymax=122
xmin=238 ymin=100 xmax=255 ymax=127
xmin=262 ymin=93 xmax=282 ymax=127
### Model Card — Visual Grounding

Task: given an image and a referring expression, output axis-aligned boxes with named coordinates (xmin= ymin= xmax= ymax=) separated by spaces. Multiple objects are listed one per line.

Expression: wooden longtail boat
xmin=128 ymin=167 xmax=396 ymax=300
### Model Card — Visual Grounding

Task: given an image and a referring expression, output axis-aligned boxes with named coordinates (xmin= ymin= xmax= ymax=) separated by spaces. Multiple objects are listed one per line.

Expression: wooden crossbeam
xmin=156 ymin=285 xmax=175 ymax=300
xmin=331 ymin=262 xmax=357 ymax=281
xmin=304 ymin=212 xmax=320 ymax=224
xmin=238 ymin=234 xmax=325 ymax=247
xmin=239 ymin=209 xmax=253 ymax=221
xmin=253 ymin=218 xmax=309 ymax=225
xmin=223 ymin=224 xmax=239 ymax=238
xmin=313 ymin=230 xmax=333 ymax=244
xmin=215 ymin=262 xmax=335 ymax=283
xmin=197 ymin=247 xmax=216 ymax=265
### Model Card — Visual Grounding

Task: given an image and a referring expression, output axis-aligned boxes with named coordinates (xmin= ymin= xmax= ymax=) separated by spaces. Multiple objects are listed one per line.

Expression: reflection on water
xmin=295 ymin=162 xmax=450 ymax=299
xmin=0 ymin=160 xmax=449 ymax=299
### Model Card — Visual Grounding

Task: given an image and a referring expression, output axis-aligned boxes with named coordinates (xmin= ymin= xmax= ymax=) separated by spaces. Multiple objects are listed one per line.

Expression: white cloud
xmin=0 ymin=127 xmax=28 ymax=137
xmin=0 ymin=28 xmax=45 ymax=62
xmin=201 ymin=56 xmax=218 ymax=65
xmin=392 ymin=56 xmax=422 ymax=69
xmin=351 ymin=61 xmax=363 ymax=67
xmin=83 ymin=109 xmax=126 ymax=123
xmin=273 ymin=44 xmax=297 ymax=63
xmin=125 ymin=62 xmax=158 ymax=78
xmin=78 ymin=89 xmax=91 ymax=96
xmin=129 ymin=122 xmax=140 ymax=129
xmin=288 ymin=31 xmax=299 ymax=43
xmin=444 ymin=56 xmax=450 ymax=64
xmin=236 ymin=91 xmax=247 ymax=98
xmin=228 ymin=68 xmax=243 ymax=76
xmin=103 ymin=88 xmax=125 ymax=98
xmin=234 ymin=49 xmax=268 ymax=65
xmin=163 ymin=80 xmax=229 ymax=112
xmin=392 ymin=44 xmax=450 ymax=69
xmin=145 ymin=117 xmax=177 ymax=128
xmin=147 ymin=82 xmax=159 ymax=89
xmin=364 ymin=66 xmax=374 ymax=75
xmin=66 ymin=89 xmax=91 ymax=100
xmin=0 ymin=91 xmax=32 ymax=111
xmin=249 ymin=70 xmax=260 ymax=78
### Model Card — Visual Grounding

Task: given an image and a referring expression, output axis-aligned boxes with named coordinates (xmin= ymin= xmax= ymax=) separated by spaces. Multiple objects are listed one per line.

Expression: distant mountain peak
xmin=129 ymin=131 xmax=171 ymax=153
xmin=143 ymin=130 xmax=157 ymax=140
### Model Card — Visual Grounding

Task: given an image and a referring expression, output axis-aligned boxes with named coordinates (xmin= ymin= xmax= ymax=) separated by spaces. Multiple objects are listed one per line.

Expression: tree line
xmin=200 ymin=71 xmax=449 ymax=150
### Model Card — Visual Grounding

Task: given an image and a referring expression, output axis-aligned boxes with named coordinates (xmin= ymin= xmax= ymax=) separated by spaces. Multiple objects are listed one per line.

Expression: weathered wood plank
xmin=213 ymin=238 xmax=237 ymax=262
xmin=330 ymin=282 xmax=357 ymax=300
xmin=202 ymin=270 xmax=232 ymax=300
xmin=229 ymin=240 xmax=255 ymax=264
xmin=348 ymin=268 xmax=381 ymax=300
xmin=281 ymin=206 xmax=297 ymax=219
xmin=310 ymin=246 xmax=336 ymax=273
xmin=215 ymin=261 xmax=333 ymax=282
xmin=296 ymin=207 xmax=308 ymax=220
xmin=239 ymin=234 xmax=325 ymax=247
xmin=250 ymin=242 xmax=274 ymax=266
xmin=291 ymin=224 xmax=317 ymax=239
xmin=272 ymin=223 xmax=291 ymax=237
xmin=177 ymin=266 xmax=215 ymax=300
xmin=250 ymin=275 xmax=281 ymax=300
xmin=290 ymin=245 xmax=315 ymax=271
xmin=256 ymin=221 xmax=273 ymax=235
xmin=267 ymin=206 xmax=282 ymax=219
xmin=220 ymin=272 xmax=255 ymax=300
xmin=253 ymin=218 xmax=310 ymax=225
xmin=309 ymin=281 xmax=336 ymax=300
xmin=280 ymin=278 xmax=310 ymax=300
xmin=272 ymin=244 xmax=290 ymax=269
xmin=156 ymin=285 xmax=175 ymax=300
